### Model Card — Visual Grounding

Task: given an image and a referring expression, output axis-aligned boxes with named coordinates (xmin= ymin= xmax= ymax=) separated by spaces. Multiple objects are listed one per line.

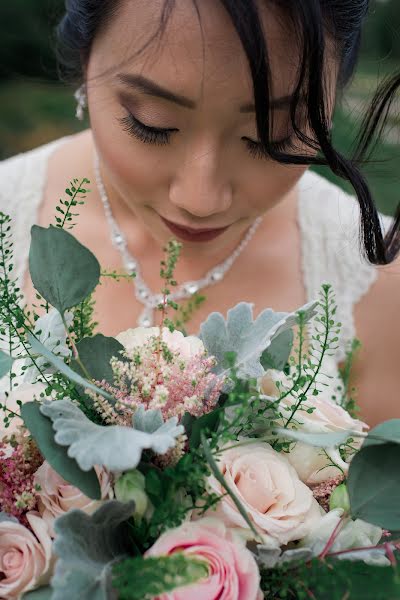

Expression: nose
xmin=169 ymin=142 xmax=233 ymax=218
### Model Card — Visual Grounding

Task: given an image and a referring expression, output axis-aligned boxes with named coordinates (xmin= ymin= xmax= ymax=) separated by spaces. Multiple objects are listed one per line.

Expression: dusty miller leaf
xmin=199 ymin=301 xmax=317 ymax=379
xmin=40 ymin=399 xmax=184 ymax=471
xmin=51 ymin=501 xmax=134 ymax=600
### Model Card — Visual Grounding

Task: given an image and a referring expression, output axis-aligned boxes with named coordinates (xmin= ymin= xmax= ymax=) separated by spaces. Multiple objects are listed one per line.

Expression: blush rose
xmin=145 ymin=518 xmax=263 ymax=600
xmin=206 ymin=442 xmax=323 ymax=545
xmin=0 ymin=512 xmax=52 ymax=599
xmin=34 ymin=461 xmax=112 ymax=537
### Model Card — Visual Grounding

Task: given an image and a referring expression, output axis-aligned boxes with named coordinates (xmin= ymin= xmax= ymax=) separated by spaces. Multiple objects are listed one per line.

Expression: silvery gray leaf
xmin=0 ymin=512 xmax=19 ymax=524
xmin=22 ymin=309 xmax=73 ymax=383
xmin=200 ymin=301 xmax=317 ymax=379
xmin=278 ymin=548 xmax=314 ymax=565
xmin=133 ymin=405 xmax=164 ymax=433
xmin=41 ymin=399 xmax=184 ymax=471
xmin=256 ymin=545 xmax=282 ymax=568
xmin=51 ymin=501 xmax=133 ymax=600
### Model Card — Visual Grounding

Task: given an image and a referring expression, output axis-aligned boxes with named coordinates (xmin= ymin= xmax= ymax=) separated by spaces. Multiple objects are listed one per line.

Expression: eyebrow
xmin=116 ymin=73 xmax=295 ymax=112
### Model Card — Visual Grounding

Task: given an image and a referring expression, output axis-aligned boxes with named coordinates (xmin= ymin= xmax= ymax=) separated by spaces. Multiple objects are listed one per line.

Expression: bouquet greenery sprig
xmin=0 ymin=180 xmax=400 ymax=600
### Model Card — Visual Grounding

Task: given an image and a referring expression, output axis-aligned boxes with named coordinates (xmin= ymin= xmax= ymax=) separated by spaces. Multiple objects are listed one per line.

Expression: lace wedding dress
xmin=0 ymin=135 xmax=393 ymax=392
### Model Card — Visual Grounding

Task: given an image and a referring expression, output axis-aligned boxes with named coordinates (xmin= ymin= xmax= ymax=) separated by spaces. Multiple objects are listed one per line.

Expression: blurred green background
xmin=0 ymin=0 xmax=399 ymax=215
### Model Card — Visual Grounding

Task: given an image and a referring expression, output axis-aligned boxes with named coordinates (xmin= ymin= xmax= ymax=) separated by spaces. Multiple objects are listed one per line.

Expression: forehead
xmin=89 ymin=0 xmax=302 ymax=103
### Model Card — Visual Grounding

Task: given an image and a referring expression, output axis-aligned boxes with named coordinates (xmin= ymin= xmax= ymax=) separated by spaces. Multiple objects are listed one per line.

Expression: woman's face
xmin=87 ymin=0 xmax=337 ymax=254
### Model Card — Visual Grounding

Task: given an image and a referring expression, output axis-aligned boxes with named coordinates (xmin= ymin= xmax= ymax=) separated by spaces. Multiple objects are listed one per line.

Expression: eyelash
xmin=118 ymin=112 xmax=293 ymax=159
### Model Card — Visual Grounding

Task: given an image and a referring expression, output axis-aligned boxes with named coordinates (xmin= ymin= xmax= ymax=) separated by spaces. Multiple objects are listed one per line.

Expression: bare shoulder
xmin=351 ymin=255 xmax=400 ymax=426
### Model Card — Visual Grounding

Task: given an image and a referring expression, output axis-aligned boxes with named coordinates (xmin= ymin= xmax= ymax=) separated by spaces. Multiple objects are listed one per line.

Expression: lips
xmin=160 ymin=217 xmax=230 ymax=242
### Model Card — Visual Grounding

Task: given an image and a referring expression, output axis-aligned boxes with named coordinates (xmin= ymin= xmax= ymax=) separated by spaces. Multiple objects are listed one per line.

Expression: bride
xmin=1 ymin=0 xmax=399 ymax=427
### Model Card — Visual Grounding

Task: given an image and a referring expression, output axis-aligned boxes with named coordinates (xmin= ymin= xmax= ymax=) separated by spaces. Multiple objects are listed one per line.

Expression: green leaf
xmin=260 ymin=556 xmax=400 ymax=599
xmin=0 ymin=349 xmax=14 ymax=377
xmin=363 ymin=420 xmax=400 ymax=447
xmin=29 ymin=225 xmax=100 ymax=314
xmin=28 ymin=334 xmax=115 ymax=403
xmin=40 ymin=399 xmax=184 ymax=472
xmin=21 ymin=401 xmax=101 ymax=500
xmin=348 ymin=442 xmax=400 ymax=530
xmin=52 ymin=501 xmax=134 ymax=600
xmin=188 ymin=407 xmax=224 ymax=450
xmin=22 ymin=587 xmax=53 ymax=600
xmin=261 ymin=329 xmax=294 ymax=371
xmin=200 ymin=431 xmax=260 ymax=540
xmin=112 ymin=553 xmax=208 ymax=600
xmin=75 ymin=334 xmax=124 ymax=385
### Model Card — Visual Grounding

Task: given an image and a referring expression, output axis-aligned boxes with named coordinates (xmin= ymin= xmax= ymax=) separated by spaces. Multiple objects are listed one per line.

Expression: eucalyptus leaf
xmin=28 ymin=334 xmax=115 ymax=402
xmin=363 ymin=420 xmax=400 ymax=447
xmin=200 ymin=431 xmax=260 ymax=540
xmin=199 ymin=301 xmax=317 ymax=379
xmin=273 ymin=427 xmax=356 ymax=448
xmin=22 ymin=587 xmax=53 ymax=600
xmin=29 ymin=225 xmax=100 ymax=315
xmin=261 ymin=329 xmax=294 ymax=371
xmin=41 ymin=399 xmax=184 ymax=472
xmin=21 ymin=401 xmax=101 ymax=500
xmin=348 ymin=442 xmax=400 ymax=530
xmin=0 ymin=349 xmax=14 ymax=378
xmin=51 ymin=501 xmax=134 ymax=600
xmin=75 ymin=334 xmax=125 ymax=385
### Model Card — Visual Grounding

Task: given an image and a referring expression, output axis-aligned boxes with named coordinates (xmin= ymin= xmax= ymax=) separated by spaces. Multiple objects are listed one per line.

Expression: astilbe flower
xmin=0 ymin=429 xmax=43 ymax=525
xmin=88 ymin=335 xmax=224 ymax=425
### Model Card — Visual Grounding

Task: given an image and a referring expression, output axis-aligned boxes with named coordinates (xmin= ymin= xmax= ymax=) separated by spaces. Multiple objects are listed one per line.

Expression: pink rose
xmin=0 ymin=512 xmax=52 ymax=599
xmin=206 ymin=443 xmax=323 ymax=545
xmin=34 ymin=461 xmax=112 ymax=537
xmin=145 ymin=519 xmax=262 ymax=600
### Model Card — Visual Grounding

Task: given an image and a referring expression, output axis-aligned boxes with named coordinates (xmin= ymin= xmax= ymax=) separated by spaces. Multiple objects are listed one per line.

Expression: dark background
xmin=0 ymin=0 xmax=399 ymax=215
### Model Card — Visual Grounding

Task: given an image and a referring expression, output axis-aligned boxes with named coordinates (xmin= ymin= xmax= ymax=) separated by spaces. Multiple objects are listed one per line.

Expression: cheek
xmin=243 ymin=162 xmax=309 ymax=213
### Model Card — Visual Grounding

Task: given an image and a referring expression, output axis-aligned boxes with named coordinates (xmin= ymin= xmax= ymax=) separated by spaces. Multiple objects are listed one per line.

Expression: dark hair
xmin=56 ymin=0 xmax=400 ymax=266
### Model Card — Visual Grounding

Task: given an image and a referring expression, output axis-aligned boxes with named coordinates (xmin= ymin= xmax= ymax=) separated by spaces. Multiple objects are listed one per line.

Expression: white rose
xmin=301 ymin=508 xmax=387 ymax=565
xmin=205 ymin=442 xmax=324 ymax=545
xmin=116 ymin=326 xmax=205 ymax=359
xmin=260 ymin=360 xmax=367 ymax=484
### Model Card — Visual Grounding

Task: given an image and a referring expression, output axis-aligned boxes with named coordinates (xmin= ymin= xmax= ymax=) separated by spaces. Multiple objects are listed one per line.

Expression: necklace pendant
xmin=138 ymin=306 xmax=154 ymax=328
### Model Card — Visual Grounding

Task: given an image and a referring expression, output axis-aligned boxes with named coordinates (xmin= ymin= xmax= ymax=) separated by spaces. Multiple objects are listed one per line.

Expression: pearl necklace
xmin=94 ymin=152 xmax=263 ymax=327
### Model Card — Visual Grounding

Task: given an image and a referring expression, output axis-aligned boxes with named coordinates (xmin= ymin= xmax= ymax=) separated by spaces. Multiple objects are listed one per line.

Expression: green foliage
xmin=173 ymin=292 xmax=206 ymax=334
xmin=52 ymin=501 xmax=134 ymax=600
xmin=338 ymin=338 xmax=362 ymax=417
xmin=28 ymin=333 xmax=115 ymax=401
xmin=55 ymin=178 xmax=90 ymax=230
xmin=74 ymin=334 xmax=125 ymax=385
xmin=22 ymin=587 xmax=52 ymax=600
xmin=0 ymin=349 xmax=14 ymax=377
xmin=261 ymin=328 xmax=294 ymax=371
xmin=72 ymin=293 xmax=98 ymax=342
xmin=29 ymin=225 xmax=100 ymax=316
xmin=348 ymin=441 xmax=400 ymax=530
xmin=260 ymin=556 xmax=400 ymax=599
xmin=158 ymin=239 xmax=182 ymax=331
xmin=200 ymin=300 xmax=317 ymax=379
xmin=21 ymin=401 xmax=101 ymax=499
xmin=40 ymin=398 xmax=184 ymax=472
xmin=112 ymin=553 xmax=208 ymax=600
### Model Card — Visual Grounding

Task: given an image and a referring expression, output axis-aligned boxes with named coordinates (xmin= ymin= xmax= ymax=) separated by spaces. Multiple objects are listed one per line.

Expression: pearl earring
xmin=74 ymin=83 xmax=87 ymax=121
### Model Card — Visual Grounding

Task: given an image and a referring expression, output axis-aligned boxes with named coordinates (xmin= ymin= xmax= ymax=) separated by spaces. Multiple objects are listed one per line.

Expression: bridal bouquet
xmin=0 ymin=181 xmax=399 ymax=600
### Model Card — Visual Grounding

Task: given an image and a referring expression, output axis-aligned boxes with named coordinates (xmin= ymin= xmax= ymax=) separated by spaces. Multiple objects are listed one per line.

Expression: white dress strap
xmin=0 ymin=137 xmax=70 ymax=288
xmin=298 ymin=169 xmax=393 ymax=363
